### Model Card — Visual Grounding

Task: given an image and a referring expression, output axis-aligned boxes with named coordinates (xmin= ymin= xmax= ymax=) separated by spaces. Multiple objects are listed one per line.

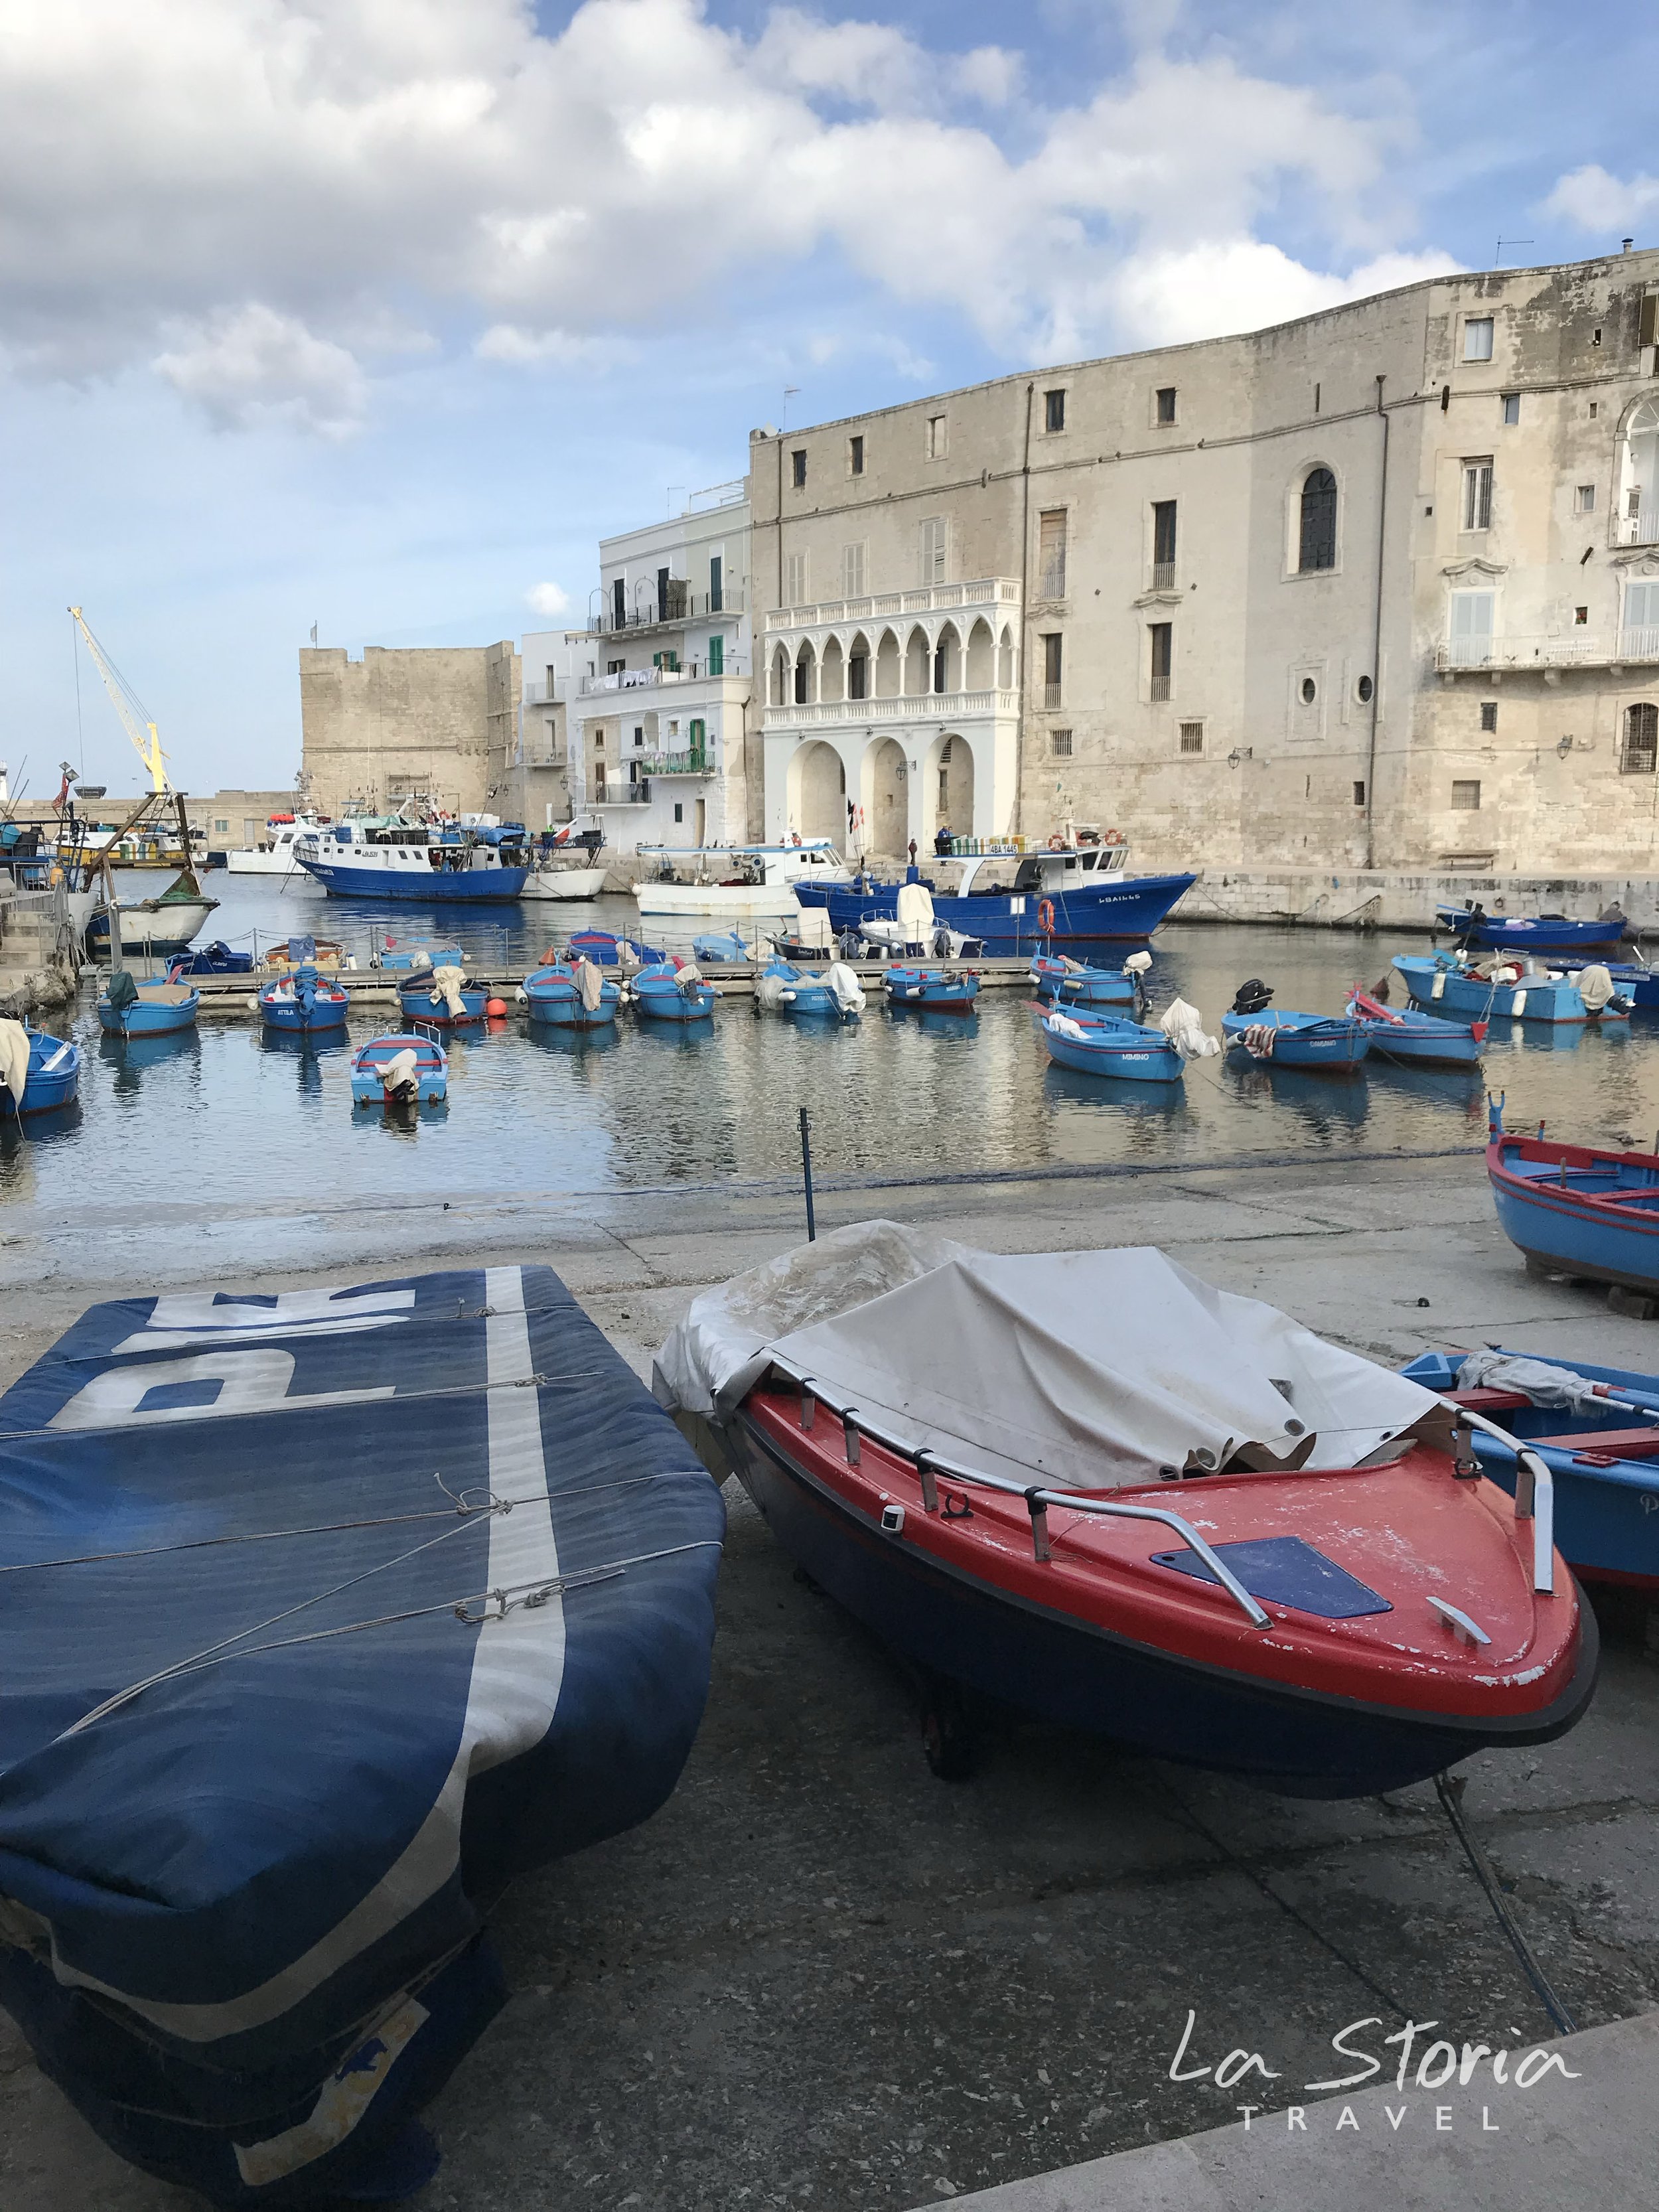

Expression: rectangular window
xmin=709 ymin=553 xmax=723 ymax=611
xmin=1575 ymin=484 xmax=1597 ymax=514
xmin=1502 ymin=393 xmax=1520 ymax=425
xmin=920 ymin=516 xmax=947 ymax=587
xmin=848 ymin=651 xmax=867 ymax=701
xmin=656 ymin=565 xmax=670 ymax=620
xmin=1624 ymin=702 xmax=1659 ymax=773
xmin=1449 ymin=590 xmax=1496 ymax=666
xmin=1353 ymin=780 xmax=1366 ymax=806
xmin=926 ymin=413 xmax=948 ymax=459
xmin=611 ymin=577 xmax=625 ymax=628
xmin=1038 ymin=509 xmax=1068 ymax=599
xmin=707 ymin=634 xmax=723 ymax=676
xmin=607 ymin=658 xmax=624 ymax=676
xmin=674 ymin=802 xmax=684 ymax=823
xmin=1462 ymin=459 xmax=1494 ymax=532
xmin=1050 ymin=727 xmax=1072 ymax=757
xmin=1179 ymin=721 xmax=1204 ymax=755
xmin=1152 ymin=499 xmax=1177 ymax=587
xmin=848 ymin=434 xmax=864 ymax=477
xmin=1045 ymin=388 xmax=1066 ymax=433
xmin=841 ymin=541 xmax=866 ymax=597
xmin=1463 ymin=317 xmax=1494 ymax=362
xmin=1575 ymin=605 xmax=1589 ymax=625
xmin=1041 ymin=632 xmax=1063 ymax=709
xmin=1480 ymin=700 xmax=1498 ymax=732
xmin=784 ymin=551 xmax=808 ymax=606
xmin=1624 ymin=579 xmax=1659 ymax=655
xmin=1149 ymin=622 xmax=1173 ymax=701
xmin=791 ymin=449 xmax=807 ymax=488
xmin=1451 ymin=778 xmax=1482 ymax=810
xmin=1155 ymin=386 xmax=1177 ymax=423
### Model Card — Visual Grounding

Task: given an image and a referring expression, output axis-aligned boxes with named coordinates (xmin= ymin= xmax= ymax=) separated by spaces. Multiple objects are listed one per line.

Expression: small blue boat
xmin=757 ymin=960 xmax=863 ymax=1019
xmin=566 ymin=929 xmax=665 ymax=968
xmin=1402 ymin=1346 xmax=1659 ymax=1592
xmin=691 ymin=930 xmax=751 ymax=964
xmin=632 ymin=962 xmax=717 ymax=1021
xmin=1435 ymin=905 xmax=1624 ymax=954
xmin=257 ymin=964 xmax=350 ymax=1032
xmin=380 ymin=942 xmax=464 ymax=973
xmin=176 ymin=940 xmax=253 ymax=976
xmin=397 ymin=979 xmax=487 ymax=1025
xmin=1392 ymin=952 xmax=1626 ymax=1025
xmin=97 ymin=969 xmax=200 ymax=1037
xmin=2 ymin=1029 xmax=80 ymax=1116
xmin=1035 ymin=1007 xmax=1183 ymax=1081
xmin=1221 ymin=1008 xmax=1370 ymax=1071
xmin=1550 ymin=957 xmax=1659 ymax=1009
xmin=350 ymin=1033 xmax=449 ymax=1104
xmin=1345 ymin=989 xmax=1484 ymax=1066
xmin=1484 ymin=1097 xmax=1659 ymax=1293
xmin=522 ymin=962 xmax=621 ymax=1027
xmin=1028 ymin=954 xmax=1138 ymax=1007
xmin=884 ymin=964 xmax=979 ymax=1013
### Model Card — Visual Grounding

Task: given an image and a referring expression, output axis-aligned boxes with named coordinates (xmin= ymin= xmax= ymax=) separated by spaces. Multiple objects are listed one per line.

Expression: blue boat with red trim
xmin=1485 ymin=1096 xmax=1659 ymax=1293
xmin=883 ymin=964 xmax=979 ymax=1013
xmin=632 ymin=960 xmax=717 ymax=1021
xmin=257 ymin=965 xmax=350 ymax=1033
xmin=1346 ymin=988 xmax=1484 ymax=1067
xmin=1036 ymin=1006 xmax=1182 ymax=1081
xmin=1436 ymin=904 xmax=1626 ymax=953
xmin=1029 ymin=954 xmax=1140 ymax=1007
xmin=1 ymin=1028 xmax=80 ymax=1116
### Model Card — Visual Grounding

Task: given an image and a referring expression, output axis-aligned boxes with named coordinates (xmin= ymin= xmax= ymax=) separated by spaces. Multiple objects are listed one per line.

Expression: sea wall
xmin=0 ymin=888 xmax=81 ymax=1016
xmin=1173 ymin=867 xmax=1659 ymax=932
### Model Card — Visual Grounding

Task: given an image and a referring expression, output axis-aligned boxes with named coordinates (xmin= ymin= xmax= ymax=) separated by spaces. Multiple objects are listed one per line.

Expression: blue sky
xmin=3 ymin=0 xmax=1656 ymax=798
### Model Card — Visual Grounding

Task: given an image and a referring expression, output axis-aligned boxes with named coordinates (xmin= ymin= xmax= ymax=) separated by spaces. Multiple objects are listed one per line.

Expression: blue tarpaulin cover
xmin=0 ymin=1266 xmax=724 ymax=2203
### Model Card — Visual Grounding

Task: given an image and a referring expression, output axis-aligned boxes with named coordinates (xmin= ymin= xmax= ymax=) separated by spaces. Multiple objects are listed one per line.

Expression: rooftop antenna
xmin=666 ymin=485 xmax=685 ymax=515
xmin=782 ymin=385 xmax=800 ymax=432
xmin=1494 ymin=236 xmax=1534 ymax=267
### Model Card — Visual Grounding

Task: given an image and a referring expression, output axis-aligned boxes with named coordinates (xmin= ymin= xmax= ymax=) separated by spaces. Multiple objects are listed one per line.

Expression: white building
xmin=565 ymin=482 xmax=757 ymax=855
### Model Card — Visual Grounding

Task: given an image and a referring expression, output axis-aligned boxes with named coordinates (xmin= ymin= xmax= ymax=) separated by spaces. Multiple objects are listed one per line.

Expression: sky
xmin=4 ymin=0 xmax=1659 ymax=798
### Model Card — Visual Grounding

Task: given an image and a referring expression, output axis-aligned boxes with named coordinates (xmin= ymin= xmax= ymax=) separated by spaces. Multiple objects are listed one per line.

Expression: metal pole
xmin=799 ymin=1106 xmax=816 ymax=1240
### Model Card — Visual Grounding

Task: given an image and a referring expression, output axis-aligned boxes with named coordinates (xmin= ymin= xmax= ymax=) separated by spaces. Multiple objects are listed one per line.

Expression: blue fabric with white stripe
xmin=0 ymin=1266 xmax=724 ymax=2203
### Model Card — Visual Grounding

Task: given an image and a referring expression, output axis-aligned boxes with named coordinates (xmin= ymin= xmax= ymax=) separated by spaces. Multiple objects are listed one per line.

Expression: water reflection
xmin=98 ymin=1029 xmax=202 ymax=1091
xmin=1224 ymin=1059 xmax=1372 ymax=1138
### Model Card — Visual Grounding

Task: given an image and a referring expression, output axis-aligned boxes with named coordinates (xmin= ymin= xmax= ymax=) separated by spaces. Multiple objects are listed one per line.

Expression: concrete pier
xmin=1 ymin=1151 xmax=1656 ymax=2211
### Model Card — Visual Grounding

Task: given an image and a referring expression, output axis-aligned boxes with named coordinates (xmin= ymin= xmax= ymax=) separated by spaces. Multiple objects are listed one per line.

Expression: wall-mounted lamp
xmin=1557 ymin=735 xmax=1575 ymax=757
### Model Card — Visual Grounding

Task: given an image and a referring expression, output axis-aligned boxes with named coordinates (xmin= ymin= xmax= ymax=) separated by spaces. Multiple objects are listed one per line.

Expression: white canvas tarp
xmin=654 ymin=1220 xmax=1437 ymax=1491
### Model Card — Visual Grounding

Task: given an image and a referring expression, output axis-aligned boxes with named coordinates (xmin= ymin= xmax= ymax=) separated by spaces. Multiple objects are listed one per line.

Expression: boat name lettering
xmin=1170 ymin=2010 xmax=1582 ymax=2100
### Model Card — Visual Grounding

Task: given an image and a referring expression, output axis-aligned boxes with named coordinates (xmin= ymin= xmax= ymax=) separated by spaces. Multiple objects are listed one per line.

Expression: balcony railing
xmin=592 ymin=781 xmax=652 ymax=804
xmin=765 ymin=577 xmax=1022 ymax=632
xmin=1435 ymin=632 xmax=1659 ymax=672
xmin=1151 ymin=561 xmax=1176 ymax=590
xmin=590 ymin=586 xmax=743 ymax=637
xmin=634 ymin=749 xmax=711 ymax=776
xmin=1149 ymin=674 xmax=1172 ymax=702
xmin=762 ymin=688 xmax=1020 ymax=729
xmin=1620 ymin=514 xmax=1659 ymax=548
xmin=578 ymin=660 xmax=745 ymax=697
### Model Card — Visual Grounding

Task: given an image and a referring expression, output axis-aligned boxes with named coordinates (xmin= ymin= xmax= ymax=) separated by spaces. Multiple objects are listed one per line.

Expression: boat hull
xmin=800 ymin=870 xmax=1196 ymax=952
xmin=1357 ymin=1015 xmax=1482 ymax=1066
xmin=1437 ymin=907 xmax=1624 ymax=952
xmin=1222 ymin=1013 xmax=1370 ymax=1070
xmin=1030 ymin=958 xmax=1138 ymax=1007
xmin=729 ymin=1412 xmax=1596 ymax=1799
xmin=1393 ymin=956 xmax=1605 ymax=1024
xmin=97 ymin=994 xmax=199 ymax=1037
xmin=634 ymin=881 xmax=816 ymax=920
xmin=2 ymin=1033 xmax=80 ymax=1116
xmin=397 ymin=986 xmax=487 ymax=1025
xmin=259 ymin=992 xmax=349 ymax=1033
xmin=295 ymin=857 xmax=528 ymax=903
xmin=1487 ymin=1133 xmax=1659 ymax=1293
xmin=632 ymin=976 xmax=717 ymax=1021
xmin=522 ymin=866 xmax=609 ymax=901
xmin=884 ymin=966 xmax=979 ymax=1012
xmin=1038 ymin=1014 xmax=1182 ymax=1081
xmin=85 ymin=900 xmax=217 ymax=954
xmin=350 ymin=1036 xmax=449 ymax=1103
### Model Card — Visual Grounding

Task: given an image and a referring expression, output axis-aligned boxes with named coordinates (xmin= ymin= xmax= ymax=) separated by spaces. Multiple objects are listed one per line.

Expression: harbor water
xmin=7 ymin=869 xmax=1659 ymax=1218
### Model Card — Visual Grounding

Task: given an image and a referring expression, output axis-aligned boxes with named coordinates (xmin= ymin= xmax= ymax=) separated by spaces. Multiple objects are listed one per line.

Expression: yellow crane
xmin=68 ymin=606 xmax=170 ymax=794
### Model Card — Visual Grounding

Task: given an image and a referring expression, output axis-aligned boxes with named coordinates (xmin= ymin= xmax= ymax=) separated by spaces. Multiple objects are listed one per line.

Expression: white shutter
xmin=841 ymin=542 xmax=866 ymax=597
xmin=920 ymin=518 xmax=946 ymax=586
xmin=1449 ymin=591 xmax=1494 ymax=666
xmin=1624 ymin=579 xmax=1659 ymax=656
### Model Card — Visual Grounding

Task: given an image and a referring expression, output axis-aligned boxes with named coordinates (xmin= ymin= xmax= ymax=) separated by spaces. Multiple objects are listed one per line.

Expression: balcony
xmin=590 ymin=585 xmax=744 ymax=638
xmin=765 ymin=577 xmax=1021 ymax=633
xmin=1151 ymin=561 xmax=1176 ymax=591
xmin=1435 ymin=631 xmax=1659 ymax=673
xmin=764 ymin=688 xmax=1020 ymax=731
xmin=634 ymin=748 xmax=712 ymax=776
xmin=578 ymin=660 xmax=745 ymax=697
xmin=592 ymin=781 xmax=652 ymax=805
xmin=1619 ymin=514 xmax=1659 ymax=548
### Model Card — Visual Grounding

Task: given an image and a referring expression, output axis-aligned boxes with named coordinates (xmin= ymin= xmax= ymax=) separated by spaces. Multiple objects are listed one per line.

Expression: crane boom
xmin=68 ymin=607 xmax=170 ymax=793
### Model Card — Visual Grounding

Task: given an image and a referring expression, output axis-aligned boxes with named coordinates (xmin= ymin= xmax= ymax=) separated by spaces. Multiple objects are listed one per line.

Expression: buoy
xmin=484 ymin=997 xmax=508 ymax=1017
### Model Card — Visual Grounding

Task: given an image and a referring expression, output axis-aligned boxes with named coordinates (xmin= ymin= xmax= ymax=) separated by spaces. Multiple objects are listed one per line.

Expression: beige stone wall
xmin=751 ymin=249 xmax=1659 ymax=875
xmin=299 ymin=642 xmax=520 ymax=818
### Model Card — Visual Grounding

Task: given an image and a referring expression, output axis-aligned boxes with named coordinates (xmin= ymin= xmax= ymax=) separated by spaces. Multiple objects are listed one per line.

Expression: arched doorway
xmin=863 ymin=737 xmax=908 ymax=860
xmin=929 ymin=733 xmax=974 ymax=846
xmin=790 ymin=740 xmax=848 ymax=851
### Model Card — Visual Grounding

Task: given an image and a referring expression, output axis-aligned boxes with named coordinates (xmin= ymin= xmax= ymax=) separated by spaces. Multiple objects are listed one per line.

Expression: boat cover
xmin=655 ymin=1221 xmax=1437 ymax=1489
xmin=0 ymin=1266 xmax=723 ymax=2205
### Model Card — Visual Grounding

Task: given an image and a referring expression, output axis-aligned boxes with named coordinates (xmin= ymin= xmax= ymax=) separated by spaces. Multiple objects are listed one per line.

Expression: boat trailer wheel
xmin=920 ymin=1680 xmax=975 ymax=1783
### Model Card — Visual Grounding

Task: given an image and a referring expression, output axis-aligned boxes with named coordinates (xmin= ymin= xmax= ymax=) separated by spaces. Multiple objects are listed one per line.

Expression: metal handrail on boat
xmin=1437 ymin=1400 xmax=1555 ymax=1595
xmin=762 ymin=1359 xmax=1271 ymax=1632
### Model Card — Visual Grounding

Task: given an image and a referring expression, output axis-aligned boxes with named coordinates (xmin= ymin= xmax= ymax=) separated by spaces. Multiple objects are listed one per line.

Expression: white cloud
xmin=526 ymin=581 xmax=571 ymax=617
xmin=1544 ymin=165 xmax=1659 ymax=234
xmin=1108 ymin=241 xmax=1461 ymax=349
xmin=152 ymin=305 xmax=368 ymax=437
xmin=0 ymin=0 xmax=1449 ymax=427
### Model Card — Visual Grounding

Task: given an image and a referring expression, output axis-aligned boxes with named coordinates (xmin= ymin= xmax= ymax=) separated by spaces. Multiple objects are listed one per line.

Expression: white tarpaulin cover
xmin=654 ymin=1220 xmax=1438 ymax=1490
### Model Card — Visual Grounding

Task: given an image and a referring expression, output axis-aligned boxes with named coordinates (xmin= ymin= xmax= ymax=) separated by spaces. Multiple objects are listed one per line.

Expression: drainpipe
xmin=1365 ymin=372 xmax=1390 ymax=871
xmin=1015 ymin=381 xmax=1035 ymax=840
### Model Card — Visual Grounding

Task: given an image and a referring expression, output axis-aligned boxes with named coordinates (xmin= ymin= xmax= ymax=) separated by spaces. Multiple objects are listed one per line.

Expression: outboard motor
xmin=1231 ymin=978 xmax=1273 ymax=1017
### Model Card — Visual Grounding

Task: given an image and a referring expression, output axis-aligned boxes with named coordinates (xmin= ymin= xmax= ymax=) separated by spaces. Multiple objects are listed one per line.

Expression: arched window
xmin=1298 ymin=467 xmax=1338 ymax=573
xmin=1623 ymin=701 xmax=1658 ymax=774
xmin=1621 ymin=398 xmax=1659 ymax=546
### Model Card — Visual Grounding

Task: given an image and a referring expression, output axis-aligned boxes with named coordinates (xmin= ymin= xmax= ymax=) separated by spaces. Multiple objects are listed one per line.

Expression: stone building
xmin=749 ymin=248 xmax=1659 ymax=874
xmin=298 ymin=642 xmax=520 ymax=819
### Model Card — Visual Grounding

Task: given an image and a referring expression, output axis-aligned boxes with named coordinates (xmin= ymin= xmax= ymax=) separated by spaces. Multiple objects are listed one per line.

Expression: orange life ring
xmin=1046 ymin=834 xmax=1064 ymax=851
xmin=1038 ymin=899 xmax=1056 ymax=936
xmin=1102 ymin=828 xmax=1125 ymax=847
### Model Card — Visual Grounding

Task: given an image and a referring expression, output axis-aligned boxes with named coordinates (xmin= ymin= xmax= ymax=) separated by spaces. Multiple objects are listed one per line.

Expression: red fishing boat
xmin=658 ymin=1228 xmax=1596 ymax=1798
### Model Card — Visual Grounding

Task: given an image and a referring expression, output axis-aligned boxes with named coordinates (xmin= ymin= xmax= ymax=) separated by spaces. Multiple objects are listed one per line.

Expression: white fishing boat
xmin=522 ymin=818 xmax=611 ymax=901
xmin=632 ymin=841 xmax=853 ymax=921
xmin=225 ymin=815 xmax=325 ymax=875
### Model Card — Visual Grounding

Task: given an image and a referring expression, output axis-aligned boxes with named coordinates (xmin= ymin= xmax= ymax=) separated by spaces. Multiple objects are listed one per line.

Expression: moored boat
xmin=350 ymin=1032 xmax=449 ymax=1103
xmin=97 ymin=968 xmax=200 ymax=1037
xmin=632 ymin=960 xmax=717 ymax=1021
xmin=397 ymin=968 xmax=487 ymax=1025
xmin=1036 ymin=1006 xmax=1183 ymax=1081
xmin=1402 ymin=1347 xmax=1659 ymax=1591
xmin=655 ymin=1226 xmax=1595 ymax=1798
xmin=257 ymin=964 xmax=350 ymax=1032
xmin=564 ymin=929 xmax=666 ymax=968
xmin=295 ymin=817 xmax=529 ymax=903
xmin=378 ymin=940 xmax=463 ymax=973
xmin=224 ymin=813 xmax=326 ymax=875
xmin=175 ymin=940 xmax=253 ymax=976
xmin=632 ymin=841 xmax=853 ymax=921
xmin=1392 ymin=951 xmax=1629 ymax=1025
xmin=883 ymin=964 xmax=979 ymax=1013
xmin=1029 ymin=953 xmax=1140 ymax=1007
xmin=1345 ymin=988 xmax=1484 ymax=1066
xmin=755 ymin=959 xmax=865 ymax=1019
xmin=1484 ymin=1098 xmax=1659 ymax=1293
xmin=520 ymin=960 xmax=621 ymax=1027
xmin=0 ymin=1027 xmax=80 ymax=1116
xmin=84 ymin=869 xmax=217 ymax=956
xmin=1436 ymin=903 xmax=1625 ymax=953
xmin=1220 ymin=1002 xmax=1370 ymax=1071
xmin=0 ymin=1264 xmax=724 ymax=2203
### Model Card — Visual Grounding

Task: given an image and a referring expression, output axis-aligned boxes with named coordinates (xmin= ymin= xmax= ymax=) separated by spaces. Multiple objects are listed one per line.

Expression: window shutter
xmin=1038 ymin=511 xmax=1067 ymax=598
xmin=920 ymin=518 xmax=946 ymax=585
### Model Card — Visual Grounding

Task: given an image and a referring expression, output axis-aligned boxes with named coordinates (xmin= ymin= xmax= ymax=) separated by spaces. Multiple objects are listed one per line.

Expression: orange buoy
xmin=484 ymin=997 xmax=508 ymax=1018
